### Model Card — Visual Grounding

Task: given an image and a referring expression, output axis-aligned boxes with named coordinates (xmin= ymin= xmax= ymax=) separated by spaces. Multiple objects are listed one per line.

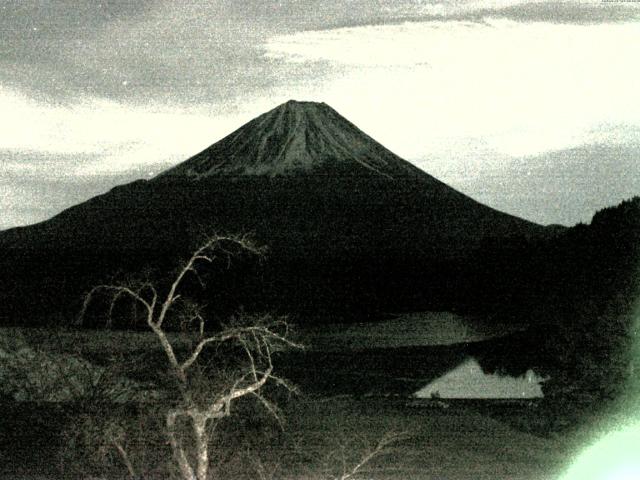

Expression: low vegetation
xmin=3 ymin=195 xmax=638 ymax=478
xmin=0 ymin=322 xmax=588 ymax=480
xmin=0 ymin=235 xmax=415 ymax=479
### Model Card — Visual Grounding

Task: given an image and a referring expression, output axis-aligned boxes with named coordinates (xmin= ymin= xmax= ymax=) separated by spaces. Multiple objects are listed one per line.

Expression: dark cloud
xmin=477 ymin=2 xmax=640 ymax=25
xmin=0 ymin=0 xmax=156 ymax=64
xmin=2 ymin=1 xmax=637 ymax=107
xmin=0 ymin=0 xmax=341 ymax=105
xmin=305 ymin=1 xmax=640 ymax=28
xmin=0 ymin=0 xmax=156 ymax=103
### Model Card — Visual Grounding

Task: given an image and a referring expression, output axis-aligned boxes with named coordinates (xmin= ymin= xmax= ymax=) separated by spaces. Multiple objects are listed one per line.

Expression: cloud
xmin=388 ymin=0 xmax=540 ymax=18
xmin=2 ymin=1 xmax=635 ymax=109
xmin=0 ymin=150 xmax=113 ymax=229
xmin=0 ymin=87 xmax=252 ymax=175
xmin=388 ymin=0 xmax=640 ymax=23
xmin=439 ymin=134 xmax=640 ymax=226
xmin=264 ymin=18 xmax=640 ymax=159
xmin=0 ymin=0 xmax=335 ymax=106
xmin=488 ymin=1 xmax=640 ymax=24
xmin=0 ymin=172 xmax=142 ymax=231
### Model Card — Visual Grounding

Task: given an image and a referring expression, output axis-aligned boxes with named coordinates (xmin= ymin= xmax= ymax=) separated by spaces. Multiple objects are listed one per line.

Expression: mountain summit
xmin=159 ymin=100 xmax=423 ymax=179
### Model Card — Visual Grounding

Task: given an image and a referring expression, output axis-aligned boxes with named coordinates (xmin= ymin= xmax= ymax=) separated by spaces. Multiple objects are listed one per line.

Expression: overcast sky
xmin=1 ymin=0 xmax=639 ymax=229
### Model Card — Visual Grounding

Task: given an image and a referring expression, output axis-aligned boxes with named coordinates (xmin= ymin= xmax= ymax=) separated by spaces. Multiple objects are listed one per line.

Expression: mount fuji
xmin=0 ymin=100 xmax=548 ymax=324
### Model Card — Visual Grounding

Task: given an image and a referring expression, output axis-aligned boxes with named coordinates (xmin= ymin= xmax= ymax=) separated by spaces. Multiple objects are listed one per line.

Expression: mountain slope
xmin=159 ymin=100 xmax=425 ymax=179
xmin=0 ymin=100 xmax=547 ymax=325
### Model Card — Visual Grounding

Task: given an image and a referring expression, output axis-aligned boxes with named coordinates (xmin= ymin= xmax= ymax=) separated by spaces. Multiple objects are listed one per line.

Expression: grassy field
xmin=0 ymin=396 xmax=583 ymax=480
xmin=0 ymin=326 xmax=598 ymax=479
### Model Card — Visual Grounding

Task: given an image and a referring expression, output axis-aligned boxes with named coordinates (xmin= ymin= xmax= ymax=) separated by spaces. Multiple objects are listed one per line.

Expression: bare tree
xmin=80 ymin=235 xmax=302 ymax=480
xmin=331 ymin=431 xmax=408 ymax=480
xmin=319 ymin=431 xmax=409 ymax=480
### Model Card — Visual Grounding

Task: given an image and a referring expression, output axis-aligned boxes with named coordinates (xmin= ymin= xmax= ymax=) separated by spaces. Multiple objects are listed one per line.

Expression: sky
xmin=1 ymin=0 xmax=639 ymax=229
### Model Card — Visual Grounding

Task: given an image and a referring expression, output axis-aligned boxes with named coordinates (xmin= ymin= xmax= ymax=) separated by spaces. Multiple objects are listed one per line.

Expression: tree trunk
xmin=193 ymin=414 xmax=210 ymax=480
xmin=167 ymin=410 xmax=196 ymax=480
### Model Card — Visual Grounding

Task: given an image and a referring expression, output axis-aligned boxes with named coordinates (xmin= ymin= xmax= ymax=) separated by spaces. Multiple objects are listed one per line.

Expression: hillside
xmin=473 ymin=197 xmax=640 ymax=417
